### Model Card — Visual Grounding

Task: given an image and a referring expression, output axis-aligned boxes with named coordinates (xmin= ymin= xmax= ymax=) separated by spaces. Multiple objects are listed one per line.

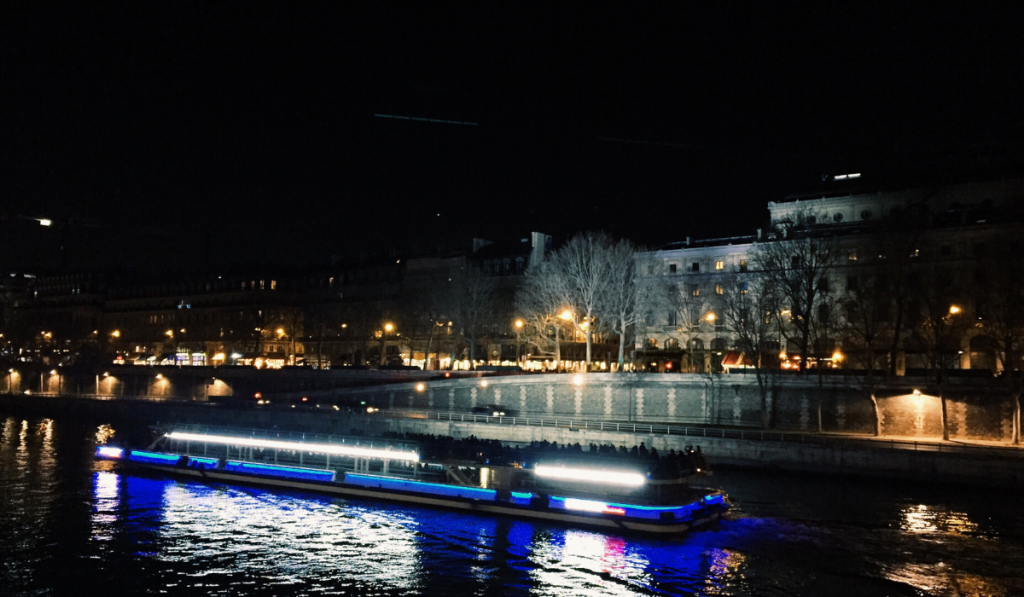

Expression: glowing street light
xmin=558 ymin=310 xmax=573 ymax=321
xmin=165 ymin=330 xmax=174 ymax=338
xmin=705 ymin=312 xmax=717 ymax=323
xmin=514 ymin=319 xmax=525 ymax=366
xmin=948 ymin=305 xmax=962 ymax=315
xmin=384 ymin=323 xmax=394 ymax=332
xmin=111 ymin=330 xmax=121 ymax=338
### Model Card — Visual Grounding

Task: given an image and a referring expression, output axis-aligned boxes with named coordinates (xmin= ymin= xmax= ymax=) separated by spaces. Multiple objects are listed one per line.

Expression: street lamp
xmin=948 ymin=305 xmax=961 ymax=315
xmin=380 ymin=322 xmax=395 ymax=367
xmin=514 ymin=319 xmax=524 ymax=367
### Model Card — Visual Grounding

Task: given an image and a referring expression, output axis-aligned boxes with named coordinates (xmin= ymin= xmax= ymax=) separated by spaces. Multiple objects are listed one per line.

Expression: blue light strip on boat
xmin=345 ymin=473 xmax=497 ymax=501
xmin=704 ymin=494 xmax=725 ymax=506
xmin=187 ymin=457 xmax=219 ymax=470
xmin=224 ymin=461 xmax=336 ymax=482
xmin=128 ymin=450 xmax=183 ymax=465
xmin=510 ymin=491 xmax=534 ymax=505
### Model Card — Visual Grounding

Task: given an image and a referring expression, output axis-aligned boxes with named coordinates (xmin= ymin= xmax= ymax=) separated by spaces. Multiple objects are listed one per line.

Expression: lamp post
xmin=380 ymin=322 xmax=394 ymax=367
xmin=514 ymin=319 xmax=524 ymax=368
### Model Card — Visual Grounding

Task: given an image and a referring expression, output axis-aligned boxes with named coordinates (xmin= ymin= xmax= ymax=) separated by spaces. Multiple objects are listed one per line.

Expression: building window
xmin=667 ymin=311 xmax=678 ymax=326
xmin=691 ymin=262 xmax=700 ymax=272
xmin=669 ymin=263 xmax=677 ymax=273
xmin=833 ymin=213 xmax=844 ymax=222
xmin=690 ymin=285 xmax=700 ymax=297
xmin=739 ymin=281 xmax=749 ymax=294
xmin=847 ymin=275 xmax=858 ymax=291
xmin=861 ymin=210 xmax=873 ymax=220
xmin=715 ymin=284 xmax=724 ymax=295
xmin=715 ymin=260 xmax=724 ymax=270
xmin=739 ymin=259 xmax=748 ymax=272
xmin=848 ymin=250 xmax=857 ymax=261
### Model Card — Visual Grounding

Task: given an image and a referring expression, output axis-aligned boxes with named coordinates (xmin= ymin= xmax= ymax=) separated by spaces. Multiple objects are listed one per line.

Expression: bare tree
xmin=913 ymin=262 xmax=971 ymax=440
xmin=598 ymin=239 xmax=653 ymax=371
xmin=978 ymin=237 xmax=1024 ymax=444
xmin=516 ymin=258 xmax=568 ymax=368
xmin=752 ymin=231 xmax=840 ymax=373
xmin=721 ymin=274 xmax=782 ymax=428
xmin=550 ymin=231 xmax=615 ymax=371
xmin=840 ymin=272 xmax=892 ymax=435
xmin=454 ymin=268 xmax=496 ymax=368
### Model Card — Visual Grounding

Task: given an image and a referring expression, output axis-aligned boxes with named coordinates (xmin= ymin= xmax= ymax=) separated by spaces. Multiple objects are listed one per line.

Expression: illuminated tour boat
xmin=96 ymin=427 xmax=728 ymax=535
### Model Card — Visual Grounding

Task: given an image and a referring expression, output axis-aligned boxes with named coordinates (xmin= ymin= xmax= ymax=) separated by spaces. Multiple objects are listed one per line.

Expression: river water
xmin=2 ymin=414 xmax=1022 ymax=597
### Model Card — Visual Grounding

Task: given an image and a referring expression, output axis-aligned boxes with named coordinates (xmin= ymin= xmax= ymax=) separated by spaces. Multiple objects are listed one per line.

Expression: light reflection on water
xmin=3 ymin=415 xmax=1024 ymax=597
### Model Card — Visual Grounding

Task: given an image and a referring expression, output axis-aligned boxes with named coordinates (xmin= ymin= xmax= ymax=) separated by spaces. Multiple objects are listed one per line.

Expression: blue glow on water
xmin=223 ymin=461 xmax=336 ymax=482
xmin=705 ymin=494 xmax=726 ymax=506
xmin=127 ymin=450 xmax=182 ymax=464
xmin=187 ymin=456 xmax=219 ymax=470
xmin=345 ymin=473 xmax=497 ymax=501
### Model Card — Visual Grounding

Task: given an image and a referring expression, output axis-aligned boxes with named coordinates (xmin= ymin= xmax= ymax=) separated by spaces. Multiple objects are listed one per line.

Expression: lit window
xmin=715 ymin=260 xmax=724 ymax=270
xmin=739 ymin=259 xmax=748 ymax=272
xmin=848 ymin=251 xmax=857 ymax=261
xmin=715 ymin=284 xmax=724 ymax=295
xmin=271 ymin=280 xmax=277 ymax=290
xmin=690 ymin=285 xmax=700 ymax=297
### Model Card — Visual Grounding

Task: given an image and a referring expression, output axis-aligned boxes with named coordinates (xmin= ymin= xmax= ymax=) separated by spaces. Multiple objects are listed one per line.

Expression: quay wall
xmin=318 ymin=373 xmax=1015 ymax=443
xmin=2 ymin=395 xmax=1021 ymax=488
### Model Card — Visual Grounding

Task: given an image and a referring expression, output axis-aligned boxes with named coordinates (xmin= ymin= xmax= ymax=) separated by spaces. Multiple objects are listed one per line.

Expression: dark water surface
xmin=2 ymin=415 xmax=1022 ymax=596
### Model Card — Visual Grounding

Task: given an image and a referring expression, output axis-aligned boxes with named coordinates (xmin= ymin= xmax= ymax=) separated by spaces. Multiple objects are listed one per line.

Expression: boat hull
xmin=124 ymin=461 xmax=722 ymax=535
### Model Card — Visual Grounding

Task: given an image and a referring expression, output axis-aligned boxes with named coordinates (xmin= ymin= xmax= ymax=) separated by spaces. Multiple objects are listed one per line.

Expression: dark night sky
xmin=3 ymin=3 xmax=1022 ymax=269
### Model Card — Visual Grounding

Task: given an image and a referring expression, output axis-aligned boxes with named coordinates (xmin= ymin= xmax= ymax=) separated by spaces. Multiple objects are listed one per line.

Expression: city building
xmin=639 ymin=173 xmax=1024 ymax=375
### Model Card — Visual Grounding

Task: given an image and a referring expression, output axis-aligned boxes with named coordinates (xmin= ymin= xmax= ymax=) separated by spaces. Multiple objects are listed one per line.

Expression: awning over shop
xmin=722 ymin=351 xmax=754 ymax=372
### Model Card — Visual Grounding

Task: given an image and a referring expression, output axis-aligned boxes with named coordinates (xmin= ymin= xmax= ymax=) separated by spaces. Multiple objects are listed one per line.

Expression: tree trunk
xmin=584 ymin=327 xmax=593 ymax=372
xmin=799 ymin=315 xmax=811 ymax=373
xmin=940 ymin=386 xmax=949 ymax=441
xmin=424 ymin=331 xmax=434 ymax=371
xmin=816 ymin=397 xmax=822 ymax=433
xmin=1013 ymin=391 xmax=1021 ymax=445
xmin=469 ymin=339 xmax=476 ymax=370
xmin=317 ymin=324 xmax=324 ymax=370
xmin=617 ymin=329 xmax=626 ymax=371
xmin=870 ymin=393 xmax=881 ymax=436
xmin=889 ymin=295 xmax=905 ymax=377
xmin=554 ymin=325 xmax=561 ymax=372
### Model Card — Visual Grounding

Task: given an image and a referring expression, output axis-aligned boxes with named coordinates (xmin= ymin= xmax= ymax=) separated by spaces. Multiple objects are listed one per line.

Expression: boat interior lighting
xmin=535 ymin=465 xmax=646 ymax=487
xmin=165 ymin=431 xmax=420 ymax=462
xmin=96 ymin=446 xmax=124 ymax=459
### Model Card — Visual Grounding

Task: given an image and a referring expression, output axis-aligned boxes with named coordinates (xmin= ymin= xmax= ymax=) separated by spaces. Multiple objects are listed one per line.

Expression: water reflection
xmin=4 ymin=415 xmax=1024 ymax=597
xmin=99 ymin=476 xmax=427 ymax=593
xmin=900 ymin=504 xmax=979 ymax=534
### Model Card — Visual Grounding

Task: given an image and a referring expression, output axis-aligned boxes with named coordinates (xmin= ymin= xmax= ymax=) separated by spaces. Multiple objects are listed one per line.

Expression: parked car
xmin=471 ymin=404 xmax=517 ymax=417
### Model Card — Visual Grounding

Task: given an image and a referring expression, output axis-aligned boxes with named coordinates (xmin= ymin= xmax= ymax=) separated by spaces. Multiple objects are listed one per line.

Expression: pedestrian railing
xmin=396 ymin=410 xmax=1024 ymax=458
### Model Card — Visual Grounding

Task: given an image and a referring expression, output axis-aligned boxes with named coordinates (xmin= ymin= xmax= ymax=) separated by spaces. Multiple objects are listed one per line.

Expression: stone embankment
xmin=3 ymin=392 xmax=1021 ymax=488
